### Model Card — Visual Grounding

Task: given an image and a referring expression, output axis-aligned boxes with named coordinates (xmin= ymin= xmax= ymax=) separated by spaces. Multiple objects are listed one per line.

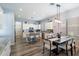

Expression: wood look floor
xmin=11 ymin=34 xmax=44 ymax=56
xmin=11 ymin=34 xmax=79 ymax=56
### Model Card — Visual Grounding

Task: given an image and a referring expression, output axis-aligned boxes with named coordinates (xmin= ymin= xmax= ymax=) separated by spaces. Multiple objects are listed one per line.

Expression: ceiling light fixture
xmin=49 ymin=3 xmax=55 ymax=5
xmin=55 ymin=4 xmax=62 ymax=24
xmin=55 ymin=20 xmax=62 ymax=23
xmin=0 ymin=12 xmax=3 ymax=14
xmin=19 ymin=8 xmax=23 ymax=11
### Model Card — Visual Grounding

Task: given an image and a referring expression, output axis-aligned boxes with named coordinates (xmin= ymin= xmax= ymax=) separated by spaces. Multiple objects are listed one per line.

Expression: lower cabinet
xmin=1 ymin=41 xmax=11 ymax=56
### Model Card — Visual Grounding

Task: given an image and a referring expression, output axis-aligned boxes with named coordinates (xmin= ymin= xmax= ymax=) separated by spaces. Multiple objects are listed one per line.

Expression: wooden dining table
xmin=48 ymin=36 xmax=74 ymax=56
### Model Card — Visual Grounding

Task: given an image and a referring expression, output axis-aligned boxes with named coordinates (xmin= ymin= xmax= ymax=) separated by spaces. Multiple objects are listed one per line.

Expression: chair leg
xmin=49 ymin=41 xmax=51 ymax=56
xmin=74 ymin=42 xmax=76 ymax=55
xmin=43 ymin=47 xmax=44 ymax=54
xmin=43 ymin=42 xmax=45 ymax=54
xmin=49 ymin=50 xmax=51 ymax=56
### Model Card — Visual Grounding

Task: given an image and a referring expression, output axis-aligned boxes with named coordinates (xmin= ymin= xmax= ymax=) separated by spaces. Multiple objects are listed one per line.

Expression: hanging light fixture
xmin=55 ymin=19 xmax=62 ymax=23
xmin=55 ymin=4 xmax=62 ymax=23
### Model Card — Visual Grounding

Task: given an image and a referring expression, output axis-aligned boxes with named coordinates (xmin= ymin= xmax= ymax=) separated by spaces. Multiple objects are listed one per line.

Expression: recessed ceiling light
xmin=19 ymin=8 xmax=23 ymax=11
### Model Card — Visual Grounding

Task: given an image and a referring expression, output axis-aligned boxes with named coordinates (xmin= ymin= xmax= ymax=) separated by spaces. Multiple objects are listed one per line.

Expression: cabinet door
xmin=1 ymin=41 xmax=11 ymax=56
xmin=5 ymin=45 xmax=11 ymax=56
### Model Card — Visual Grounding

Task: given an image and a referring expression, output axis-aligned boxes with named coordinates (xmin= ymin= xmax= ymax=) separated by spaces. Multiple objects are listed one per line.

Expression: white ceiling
xmin=0 ymin=3 xmax=79 ymax=21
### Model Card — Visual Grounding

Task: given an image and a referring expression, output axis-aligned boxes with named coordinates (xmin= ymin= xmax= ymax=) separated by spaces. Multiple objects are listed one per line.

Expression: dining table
xmin=48 ymin=36 xmax=74 ymax=56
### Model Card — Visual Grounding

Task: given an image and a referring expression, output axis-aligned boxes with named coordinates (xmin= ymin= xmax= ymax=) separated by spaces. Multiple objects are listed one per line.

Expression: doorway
xmin=15 ymin=21 xmax=23 ymax=44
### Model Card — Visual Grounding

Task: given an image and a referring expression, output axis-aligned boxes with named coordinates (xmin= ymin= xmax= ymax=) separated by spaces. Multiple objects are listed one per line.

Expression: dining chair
xmin=58 ymin=38 xmax=76 ymax=56
xmin=43 ymin=39 xmax=56 ymax=56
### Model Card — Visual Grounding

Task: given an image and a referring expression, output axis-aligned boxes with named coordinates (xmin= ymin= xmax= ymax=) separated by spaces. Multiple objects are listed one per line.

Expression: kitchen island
xmin=0 ymin=36 xmax=11 ymax=56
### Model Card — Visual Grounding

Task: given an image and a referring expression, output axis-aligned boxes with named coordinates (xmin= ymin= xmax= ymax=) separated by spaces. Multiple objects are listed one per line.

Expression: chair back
xmin=44 ymin=39 xmax=51 ymax=45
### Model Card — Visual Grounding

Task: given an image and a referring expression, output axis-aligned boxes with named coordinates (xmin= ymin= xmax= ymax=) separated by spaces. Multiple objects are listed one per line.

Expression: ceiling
xmin=0 ymin=3 xmax=79 ymax=21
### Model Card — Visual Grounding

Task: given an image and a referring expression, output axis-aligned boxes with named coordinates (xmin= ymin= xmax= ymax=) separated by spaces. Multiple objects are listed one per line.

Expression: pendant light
xmin=55 ymin=4 xmax=62 ymax=23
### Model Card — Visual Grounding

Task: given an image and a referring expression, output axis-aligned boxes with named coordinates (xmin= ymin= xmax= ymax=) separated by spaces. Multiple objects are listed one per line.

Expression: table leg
xmin=74 ymin=42 xmax=76 ymax=55
xmin=70 ymin=43 xmax=73 ymax=56
xmin=66 ymin=42 xmax=68 ymax=56
xmin=56 ymin=44 xmax=59 ymax=55
xmin=43 ymin=42 xmax=45 ymax=54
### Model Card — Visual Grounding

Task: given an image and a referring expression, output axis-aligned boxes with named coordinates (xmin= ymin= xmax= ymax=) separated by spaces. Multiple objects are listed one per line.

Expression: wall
xmin=40 ymin=13 xmax=66 ymax=35
xmin=56 ymin=6 xmax=79 ymax=37
xmin=40 ymin=6 xmax=79 ymax=37
xmin=0 ymin=12 xmax=15 ymax=45
xmin=4 ymin=13 xmax=15 ymax=45
xmin=64 ymin=7 xmax=79 ymax=37
xmin=0 ymin=13 xmax=5 ymax=35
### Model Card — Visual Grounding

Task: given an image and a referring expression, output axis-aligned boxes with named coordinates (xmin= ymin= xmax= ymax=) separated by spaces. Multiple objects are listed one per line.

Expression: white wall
xmin=4 ymin=13 xmax=15 ymax=45
xmin=0 ymin=13 xmax=5 ymax=35
xmin=40 ymin=6 xmax=79 ymax=36
xmin=0 ymin=12 xmax=15 ymax=45
xmin=53 ymin=6 xmax=79 ymax=36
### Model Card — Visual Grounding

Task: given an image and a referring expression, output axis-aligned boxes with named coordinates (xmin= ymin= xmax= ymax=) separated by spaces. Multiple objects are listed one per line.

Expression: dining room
xmin=0 ymin=3 xmax=79 ymax=56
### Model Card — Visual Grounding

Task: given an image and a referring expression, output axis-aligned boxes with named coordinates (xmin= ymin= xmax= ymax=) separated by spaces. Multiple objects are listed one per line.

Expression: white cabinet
xmin=1 ymin=40 xmax=11 ymax=56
